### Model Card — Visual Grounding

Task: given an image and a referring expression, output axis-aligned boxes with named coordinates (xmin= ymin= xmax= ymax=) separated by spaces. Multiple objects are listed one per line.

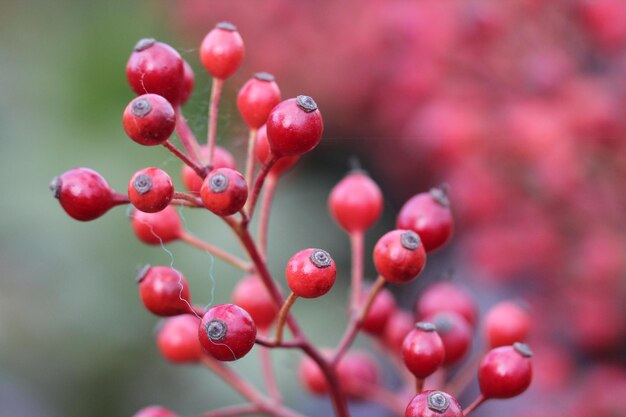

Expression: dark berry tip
xmin=134 ymin=38 xmax=156 ymax=52
xmin=400 ymin=231 xmax=421 ymax=251
xmin=427 ymin=391 xmax=450 ymax=413
xmin=416 ymin=321 xmax=437 ymax=332
xmin=133 ymin=174 xmax=153 ymax=195
xmin=209 ymin=173 xmax=229 ymax=193
xmin=206 ymin=319 xmax=228 ymax=341
xmin=310 ymin=249 xmax=332 ymax=269
xmin=216 ymin=21 xmax=238 ymax=31
xmin=136 ymin=264 xmax=151 ymax=283
xmin=49 ymin=176 xmax=61 ymax=199
xmin=514 ymin=342 xmax=533 ymax=358
xmin=131 ymin=98 xmax=152 ymax=118
xmin=296 ymin=95 xmax=318 ymax=112
xmin=254 ymin=72 xmax=275 ymax=82
xmin=430 ymin=185 xmax=450 ymax=208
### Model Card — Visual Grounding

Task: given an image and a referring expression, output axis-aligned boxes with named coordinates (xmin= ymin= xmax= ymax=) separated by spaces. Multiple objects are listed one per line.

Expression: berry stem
xmin=195 ymin=404 xmax=259 ymax=417
xmin=258 ymin=173 xmax=278 ymax=259
xmin=162 ymin=140 xmax=207 ymax=179
xmin=207 ymin=77 xmax=224 ymax=165
xmin=274 ymin=292 xmax=298 ymax=344
xmin=445 ymin=346 xmax=486 ymax=397
xmin=415 ymin=377 xmax=424 ymax=394
xmin=463 ymin=394 xmax=486 ymax=416
xmin=247 ymin=154 xmax=278 ymax=218
xmin=110 ymin=192 xmax=131 ymax=206
xmin=244 ymin=128 xmax=258 ymax=189
xmin=258 ymin=329 xmax=281 ymax=402
xmin=349 ymin=231 xmax=364 ymax=312
xmin=179 ymin=231 xmax=252 ymax=271
xmin=173 ymin=191 xmax=203 ymax=207
xmin=175 ymin=108 xmax=203 ymax=165
xmin=255 ymin=335 xmax=304 ymax=349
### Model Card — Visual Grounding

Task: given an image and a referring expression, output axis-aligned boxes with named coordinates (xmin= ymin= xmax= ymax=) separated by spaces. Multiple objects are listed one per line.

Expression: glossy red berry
xmin=383 ymin=309 xmax=415 ymax=353
xmin=133 ymin=406 xmax=179 ymax=417
xmin=416 ymin=282 xmax=477 ymax=327
xmin=232 ymin=275 xmax=278 ymax=330
xmin=179 ymin=59 xmax=195 ymax=106
xmin=405 ymin=391 xmax=463 ymax=417
xmin=266 ymin=96 xmax=324 ymax=157
xmin=361 ymin=286 xmax=397 ymax=334
xmin=199 ymin=304 xmax=257 ymax=361
xmin=255 ymin=124 xmax=299 ymax=176
xmin=285 ymin=248 xmax=336 ymax=298
xmin=50 ymin=167 xmax=119 ymax=221
xmin=427 ymin=312 xmax=472 ymax=366
xmin=126 ymin=38 xmax=184 ymax=105
xmin=131 ymin=205 xmax=182 ymax=245
xmin=484 ymin=301 xmax=531 ymax=348
xmin=237 ymin=72 xmax=282 ymax=129
xmin=397 ymin=187 xmax=454 ymax=252
xmin=373 ymin=230 xmax=427 ymax=284
xmin=479 ymin=343 xmax=533 ymax=399
xmin=338 ymin=351 xmax=380 ymax=398
xmin=157 ymin=315 xmax=203 ymax=363
xmin=128 ymin=167 xmax=174 ymax=213
xmin=328 ymin=170 xmax=383 ymax=233
xmin=181 ymin=145 xmax=236 ymax=194
xmin=200 ymin=167 xmax=248 ymax=216
xmin=123 ymin=94 xmax=176 ymax=146
xmin=402 ymin=322 xmax=445 ymax=379
xmin=137 ymin=265 xmax=192 ymax=316
xmin=200 ymin=22 xmax=244 ymax=79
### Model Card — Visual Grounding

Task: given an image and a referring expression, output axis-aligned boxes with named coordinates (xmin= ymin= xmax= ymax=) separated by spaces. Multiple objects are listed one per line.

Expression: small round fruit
xmin=484 ymin=301 xmax=531 ymax=348
xmin=328 ymin=170 xmax=383 ymax=233
xmin=137 ymin=265 xmax=192 ymax=316
xmin=179 ymin=59 xmax=195 ymax=106
xmin=131 ymin=205 xmax=182 ymax=245
xmin=479 ymin=343 xmax=533 ymax=399
xmin=397 ymin=187 xmax=454 ymax=252
xmin=373 ymin=230 xmax=427 ymax=284
xmin=133 ymin=406 xmax=179 ymax=417
xmin=402 ymin=322 xmax=445 ymax=379
xmin=128 ymin=167 xmax=174 ymax=213
xmin=428 ymin=312 xmax=472 ymax=366
xmin=338 ymin=351 xmax=380 ymax=398
xmin=50 ymin=167 xmax=117 ymax=221
xmin=237 ymin=72 xmax=282 ymax=129
xmin=416 ymin=282 xmax=477 ymax=327
xmin=232 ymin=275 xmax=278 ymax=330
xmin=126 ymin=38 xmax=184 ymax=105
xmin=255 ymin=124 xmax=299 ymax=176
xmin=200 ymin=22 xmax=244 ymax=79
xmin=181 ymin=145 xmax=236 ymax=194
xmin=298 ymin=352 xmax=329 ymax=395
xmin=157 ymin=315 xmax=203 ymax=363
xmin=266 ymin=96 xmax=324 ymax=157
xmin=123 ymin=94 xmax=176 ymax=146
xmin=200 ymin=168 xmax=248 ymax=216
xmin=383 ymin=309 xmax=415 ymax=353
xmin=199 ymin=304 xmax=257 ymax=361
xmin=361 ymin=287 xmax=397 ymax=334
xmin=405 ymin=391 xmax=463 ymax=417
xmin=285 ymin=248 xmax=336 ymax=298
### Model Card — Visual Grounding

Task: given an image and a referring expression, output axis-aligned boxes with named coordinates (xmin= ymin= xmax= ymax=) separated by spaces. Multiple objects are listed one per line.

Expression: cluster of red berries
xmin=51 ymin=21 xmax=533 ymax=417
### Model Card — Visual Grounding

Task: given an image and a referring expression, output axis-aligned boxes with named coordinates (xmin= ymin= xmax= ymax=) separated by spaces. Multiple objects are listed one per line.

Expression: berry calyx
xmin=50 ymin=167 xmax=121 ymax=221
xmin=255 ymin=124 xmax=299 ymax=176
xmin=123 ymin=94 xmax=176 ymax=146
xmin=137 ymin=265 xmax=192 ymax=316
xmin=199 ymin=304 xmax=257 ymax=361
xmin=478 ymin=343 xmax=533 ymax=399
xmin=266 ymin=96 xmax=324 ymax=157
xmin=285 ymin=248 xmax=336 ymax=298
xmin=237 ymin=72 xmax=282 ymax=129
xmin=231 ymin=274 xmax=278 ymax=330
xmin=200 ymin=22 xmax=244 ymax=79
xmin=200 ymin=167 xmax=248 ymax=216
xmin=416 ymin=282 xmax=477 ymax=327
xmin=131 ymin=205 xmax=182 ymax=245
xmin=373 ymin=230 xmax=427 ymax=284
xmin=427 ymin=312 xmax=472 ymax=366
xmin=133 ymin=406 xmax=179 ymax=417
xmin=484 ymin=301 xmax=531 ymax=348
xmin=402 ymin=322 xmax=445 ymax=379
xmin=361 ymin=286 xmax=397 ymax=334
xmin=128 ymin=167 xmax=174 ymax=213
xmin=126 ymin=39 xmax=184 ymax=105
xmin=181 ymin=145 xmax=236 ymax=194
xmin=397 ymin=187 xmax=454 ymax=252
xmin=328 ymin=170 xmax=383 ymax=233
xmin=405 ymin=391 xmax=463 ymax=417
xmin=157 ymin=315 xmax=203 ymax=363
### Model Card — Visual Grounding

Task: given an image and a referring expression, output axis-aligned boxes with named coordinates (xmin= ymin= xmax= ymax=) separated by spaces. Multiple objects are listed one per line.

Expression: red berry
xmin=126 ymin=39 xmax=184 ymax=105
xmin=479 ymin=343 xmax=533 ymax=399
xmin=427 ymin=312 xmax=472 ymax=366
xmin=285 ymin=248 xmax=336 ymax=298
xmin=133 ymin=406 xmax=179 ymax=417
xmin=361 ymin=286 xmax=397 ymax=335
xmin=484 ymin=301 xmax=531 ymax=348
xmin=137 ymin=265 xmax=192 ymax=316
xmin=157 ymin=315 xmax=203 ymax=363
xmin=405 ymin=391 xmax=463 ymax=417
xmin=338 ymin=351 xmax=380 ymax=398
xmin=123 ymin=94 xmax=176 ymax=146
xmin=383 ymin=309 xmax=415 ymax=353
xmin=416 ymin=282 xmax=477 ymax=327
xmin=255 ymin=124 xmax=299 ymax=176
xmin=237 ymin=72 xmax=282 ymax=129
xmin=131 ymin=205 xmax=182 ymax=245
xmin=232 ymin=274 xmax=278 ymax=330
xmin=402 ymin=322 xmax=445 ymax=379
xmin=266 ymin=96 xmax=324 ymax=157
xmin=128 ymin=167 xmax=174 ymax=213
xmin=373 ymin=230 xmax=427 ymax=284
xmin=397 ymin=187 xmax=454 ymax=252
xmin=199 ymin=22 xmax=244 ymax=79
xmin=50 ymin=167 xmax=118 ymax=221
xmin=200 ymin=167 xmax=248 ymax=216
xmin=199 ymin=304 xmax=257 ymax=361
xmin=181 ymin=145 xmax=236 ymax=194
xmin=328 ymin=170 xmax=383 ymax=233
xmin=298 ymin=351 xmax=330 ymax=395
xmin=179 ymin=59 xmax=195 ymax=106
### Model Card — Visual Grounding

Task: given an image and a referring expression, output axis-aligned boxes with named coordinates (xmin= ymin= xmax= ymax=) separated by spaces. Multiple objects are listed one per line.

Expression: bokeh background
xmin=2 ymin=0 xmax=626 ymax=416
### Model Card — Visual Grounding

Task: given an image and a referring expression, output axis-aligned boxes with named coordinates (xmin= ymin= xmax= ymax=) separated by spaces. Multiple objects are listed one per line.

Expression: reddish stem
xmin=195 ymin=404 xmax=259 ymax=417
xmin=463 ymin=394 xmax=486 ymax=416
xmin=173 ymin=191 xmax=203 ymax=207
xmin=247 ymin=154 xmax=278 ymax=218
xmin=349 ymin=231 xmax=364 ymax=312
xmin=162 ymin=140 xmax=207 ymax=179
xmin=179 ymin=231 xmax=252 ymax=272
xmin=258 ymin=174 xmax=278 ymax=259
xmin=111 ymin=192 xmax=130 ymax=206
xmin=255 ymin=336 xmax=303 ymax=349
xmin=245 ymin=128 xmax=258 ymax=189
xmin=416 ymin=378 xmax=424 ymax=394
xmin=445 ymin=346 xmax=486 ymax=397
xmin=207 ymin=77 xmax=224 ymax=165
xmin=259 ymin=329 xmax=281 ymax=402
xmin=175 ymin=108 xmax=203 ymax=164
xmin=274 ymin=292 xmax=299 ymax=344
